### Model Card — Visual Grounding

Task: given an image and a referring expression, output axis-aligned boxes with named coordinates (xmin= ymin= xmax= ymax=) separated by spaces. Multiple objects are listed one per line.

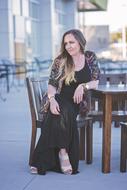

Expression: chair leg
xmin=120 ymin=123 xmax=127 ymax=172
xmin=114 ymin=121 xmax=120 ymax=128
xmin=79 ymin=127 xmax=85 ymax=160
xmin=29 ymin=125 xmax=37 ymax=166
xmin=86 ymin=120 xmax=93 ymax=164
xmin=99 ymin=121 xmax=103 ymax=128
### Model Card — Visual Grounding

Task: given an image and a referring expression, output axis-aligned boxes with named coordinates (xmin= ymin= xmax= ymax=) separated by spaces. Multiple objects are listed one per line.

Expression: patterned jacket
xmin=48 ymin=51 xmax=100 ymax=116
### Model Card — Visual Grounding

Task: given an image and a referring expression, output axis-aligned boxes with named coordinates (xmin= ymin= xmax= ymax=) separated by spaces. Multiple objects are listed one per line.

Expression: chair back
xmin=26 ymin=77 xmax=48 ymax=125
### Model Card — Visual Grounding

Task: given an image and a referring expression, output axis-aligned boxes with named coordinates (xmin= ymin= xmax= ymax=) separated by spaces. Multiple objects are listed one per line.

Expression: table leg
xmin=102 ymin=94 xmax=112 ymax=173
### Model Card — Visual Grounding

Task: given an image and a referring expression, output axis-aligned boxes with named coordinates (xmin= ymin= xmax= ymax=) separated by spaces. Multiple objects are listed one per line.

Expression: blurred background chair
xmin=120 ymin=122 xmax=127 ymax=172
xmin=34 ymin=57 xmax=52 ymax=71
xmin=0 ymin=63 xmax=9 ymax=101
xmin=1 ymin=59 xmax=27 ymax=91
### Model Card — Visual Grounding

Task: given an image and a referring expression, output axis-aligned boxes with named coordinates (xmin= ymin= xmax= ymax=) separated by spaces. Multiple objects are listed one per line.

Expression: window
xmin=30 ymin=2 xmax=39 ymax=19
xmin=22 ymin=0 xmax=29 ymax=17
xmin=12 ymin=0 xmax=21 ymax=15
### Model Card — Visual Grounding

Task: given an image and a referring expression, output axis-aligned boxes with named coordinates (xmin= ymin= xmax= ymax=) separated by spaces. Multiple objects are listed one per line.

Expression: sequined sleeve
xmin=85 ymin=51 xmax=100 ymax=80
xmin=48 ymin=59 xmax=61 ymax=89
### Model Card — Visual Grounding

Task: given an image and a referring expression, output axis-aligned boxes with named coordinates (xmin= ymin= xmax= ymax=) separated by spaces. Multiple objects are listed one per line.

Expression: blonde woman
xmin=30 ymin=29 xmax=100 ymax=175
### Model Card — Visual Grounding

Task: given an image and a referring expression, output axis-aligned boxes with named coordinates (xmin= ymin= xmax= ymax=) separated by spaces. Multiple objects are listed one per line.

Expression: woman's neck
xmin=72 ymin=53 xmax=85 ymax=70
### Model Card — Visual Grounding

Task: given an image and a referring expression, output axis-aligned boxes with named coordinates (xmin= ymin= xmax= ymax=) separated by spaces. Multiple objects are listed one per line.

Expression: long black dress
xmin=31 ymin=62 xmax=91 ymax=175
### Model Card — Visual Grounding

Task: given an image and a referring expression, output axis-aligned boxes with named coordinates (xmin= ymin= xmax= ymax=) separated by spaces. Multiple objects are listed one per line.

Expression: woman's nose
xmin=66 ymin=43 xmax=71 ymax=49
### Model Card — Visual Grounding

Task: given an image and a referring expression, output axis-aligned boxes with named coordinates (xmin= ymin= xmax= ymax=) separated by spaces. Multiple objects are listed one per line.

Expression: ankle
xmin=59 ymin=148 xmax=67 ymax=155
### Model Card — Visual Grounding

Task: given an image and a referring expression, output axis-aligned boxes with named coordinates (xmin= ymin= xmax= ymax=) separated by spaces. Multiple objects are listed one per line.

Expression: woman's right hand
xmin=87 ymin=80 xmax=99 ymax=89
xmin=50 ymin=98 xmax=60 ymax=115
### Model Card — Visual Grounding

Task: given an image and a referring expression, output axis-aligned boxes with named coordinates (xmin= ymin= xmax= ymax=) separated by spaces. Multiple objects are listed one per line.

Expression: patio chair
xmin=120 ymin=122 xmax=127 ymax=172
xmin=0 ymin=65 xmax=9 ymax=101
xmin=26 ymin=77 xmax=93 ymax=166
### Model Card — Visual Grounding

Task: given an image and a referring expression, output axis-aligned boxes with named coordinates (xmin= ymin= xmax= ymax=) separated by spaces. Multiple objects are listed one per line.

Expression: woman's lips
xmin=67 ymin=49 xmax=73 ymax=53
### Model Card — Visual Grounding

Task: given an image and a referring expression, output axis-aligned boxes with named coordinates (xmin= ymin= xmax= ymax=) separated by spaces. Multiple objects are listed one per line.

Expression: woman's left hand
xmin=73 ymin=84 xmax=84 ymax=104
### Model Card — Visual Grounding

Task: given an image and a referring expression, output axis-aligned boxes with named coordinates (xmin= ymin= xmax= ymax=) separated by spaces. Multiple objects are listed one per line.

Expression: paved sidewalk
xmin=0 ymin=85 xmax=127 ymax=190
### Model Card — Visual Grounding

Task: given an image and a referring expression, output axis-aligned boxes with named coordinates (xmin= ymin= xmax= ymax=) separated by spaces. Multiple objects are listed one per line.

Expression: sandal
xmin=30 ymin=166 xmax=38 ymax=174
xmin=59 ymin=152 xmax=72 ymax=175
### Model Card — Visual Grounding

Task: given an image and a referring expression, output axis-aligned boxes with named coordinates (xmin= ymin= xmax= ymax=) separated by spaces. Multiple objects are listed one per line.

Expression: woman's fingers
xmin=73 ymin=84 xmax=84 ymax=104
xmin=73 ymin=93 xmax=83 ymax=104
xmin=55 ymin=104 xmax=60 ymax=114
xmin=50 ymin=100 xmax=60 ymax=115
xmin=51 ymin=107 xmax=60 ymax=115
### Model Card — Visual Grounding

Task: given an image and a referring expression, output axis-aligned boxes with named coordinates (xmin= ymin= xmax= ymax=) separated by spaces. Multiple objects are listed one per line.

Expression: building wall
xmin=0 ymin=0 xmax=77 ymax=62
xmin=78 ymin=10 xmax=109 ymax=53
xmin=84 ymin=25 xmax=109 ymax=52
xmin=53 ymin=0 xmax=78 ymax=56
xmin=39 ymin=0 xmax=77 ymax=59
xmin=39 ymin=0 xmax=54 ymax=60
xmin=0 ymin=0 xmax=14 ymax=60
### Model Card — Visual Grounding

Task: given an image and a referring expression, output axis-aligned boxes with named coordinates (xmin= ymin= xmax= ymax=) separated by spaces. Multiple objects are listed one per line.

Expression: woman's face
xmin=64 ymin=33 xmax=81 ymax=56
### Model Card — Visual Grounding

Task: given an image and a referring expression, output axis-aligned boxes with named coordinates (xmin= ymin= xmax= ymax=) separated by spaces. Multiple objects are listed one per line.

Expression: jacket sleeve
xmin=48 ymin=59 xmax=60 ymax=88
xmin=79 ymin=52 xmax=100 ymax=117
xmin=86 ymin=51 xmax=100 ymax=81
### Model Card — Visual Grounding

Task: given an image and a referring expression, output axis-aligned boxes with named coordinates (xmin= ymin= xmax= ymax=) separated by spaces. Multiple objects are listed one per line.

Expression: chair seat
xmin=76 ymin=115 xmax=92 ymax=128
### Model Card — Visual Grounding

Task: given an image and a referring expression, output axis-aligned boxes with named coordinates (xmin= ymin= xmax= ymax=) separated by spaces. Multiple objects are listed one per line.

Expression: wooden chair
xmin=26 ymin=77 xmax=93 ymax=166
xmin=120 ymin=122 xmax=127 ymax=172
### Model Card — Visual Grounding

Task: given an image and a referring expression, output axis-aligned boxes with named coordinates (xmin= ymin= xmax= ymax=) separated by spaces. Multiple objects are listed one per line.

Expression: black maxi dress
xmin=31 ymin=62 xmax=91 ymax=175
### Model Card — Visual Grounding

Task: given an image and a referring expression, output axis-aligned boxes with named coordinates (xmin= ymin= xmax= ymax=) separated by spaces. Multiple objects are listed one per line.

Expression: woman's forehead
xmin=64 ymin=33 xmax=76 ymax=42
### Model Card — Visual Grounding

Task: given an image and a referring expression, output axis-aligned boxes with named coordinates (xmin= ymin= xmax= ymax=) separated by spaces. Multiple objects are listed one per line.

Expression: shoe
xmin=30 ymin=166 xmax=38 ymax=174
xmin=59 ymin=152 xmax=72 ymax=175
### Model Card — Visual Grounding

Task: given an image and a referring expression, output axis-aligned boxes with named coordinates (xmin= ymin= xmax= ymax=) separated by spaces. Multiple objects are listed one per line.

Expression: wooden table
xmin=92 ymin=85 xmax=127 ymax=173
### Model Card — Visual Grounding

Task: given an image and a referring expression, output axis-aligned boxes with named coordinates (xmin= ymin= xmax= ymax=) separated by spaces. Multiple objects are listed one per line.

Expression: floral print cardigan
xmin=47 ymin=51 xmax=100 ymax=116
xmin=40 ymin=51 xmax=100 ymax=118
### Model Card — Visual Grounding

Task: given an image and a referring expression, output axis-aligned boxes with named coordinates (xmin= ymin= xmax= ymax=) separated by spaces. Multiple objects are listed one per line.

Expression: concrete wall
xmin=39 ymin=0 xmax=77 ymax=60
xmin=39 ymin=0 xmax=54 ymax=60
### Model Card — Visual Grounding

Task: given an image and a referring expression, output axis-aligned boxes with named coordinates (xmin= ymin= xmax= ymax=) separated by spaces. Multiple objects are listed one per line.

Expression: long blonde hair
xmin=56 ymin=29 xmax=86 ymax=85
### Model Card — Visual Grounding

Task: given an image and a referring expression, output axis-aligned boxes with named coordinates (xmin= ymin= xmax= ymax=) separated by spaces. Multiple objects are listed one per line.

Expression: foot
xmin=59 ymin=150 xmax=72 ymax=175
xmin=30 ymin=166 xmax=38 ymax=174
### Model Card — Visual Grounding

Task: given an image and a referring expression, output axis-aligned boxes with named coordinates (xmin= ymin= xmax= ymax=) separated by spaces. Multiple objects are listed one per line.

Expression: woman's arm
xmin=73 ymin=52 xmax=100 ymax=104
xmin=73 ymin=80 xmax=99 ymax=104
xmin=81 ymin=80 xmax=99 ymax=91
xmin=47 ymin=84 xmax=60 ymax=115
xmin=48 ymin=58 xmax=60 ymax=89
xmin=47 ymin=59 xmax=61 ymax=114
xmin=81 ymin=51 xmax=100 ymax=91
xmin=48 ymin=84 xmax=57 ymax=99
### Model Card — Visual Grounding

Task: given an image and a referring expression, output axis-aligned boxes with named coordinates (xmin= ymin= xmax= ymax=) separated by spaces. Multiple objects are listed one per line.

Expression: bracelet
xmin=82 ymin=83 xmax=89 ymax=91
xmin=49 ymin=95 xmax=55 ymax=101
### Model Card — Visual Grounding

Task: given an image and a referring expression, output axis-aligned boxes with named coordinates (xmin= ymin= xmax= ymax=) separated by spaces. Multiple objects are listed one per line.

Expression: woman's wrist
xmin=81 ymin=83 xmax=89 ymax=91
xmin=49 ymin=95 xmax=55 ymax=102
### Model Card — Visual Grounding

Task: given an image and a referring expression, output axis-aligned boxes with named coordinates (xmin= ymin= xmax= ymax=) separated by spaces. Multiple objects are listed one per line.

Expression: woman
xmin=30 ymin=29 xmax=100 ymax=175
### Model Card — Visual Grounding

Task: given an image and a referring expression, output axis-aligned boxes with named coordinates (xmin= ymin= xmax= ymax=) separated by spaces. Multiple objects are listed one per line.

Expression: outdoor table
xmin=92 ymin=85 xmax=127 ymax=173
